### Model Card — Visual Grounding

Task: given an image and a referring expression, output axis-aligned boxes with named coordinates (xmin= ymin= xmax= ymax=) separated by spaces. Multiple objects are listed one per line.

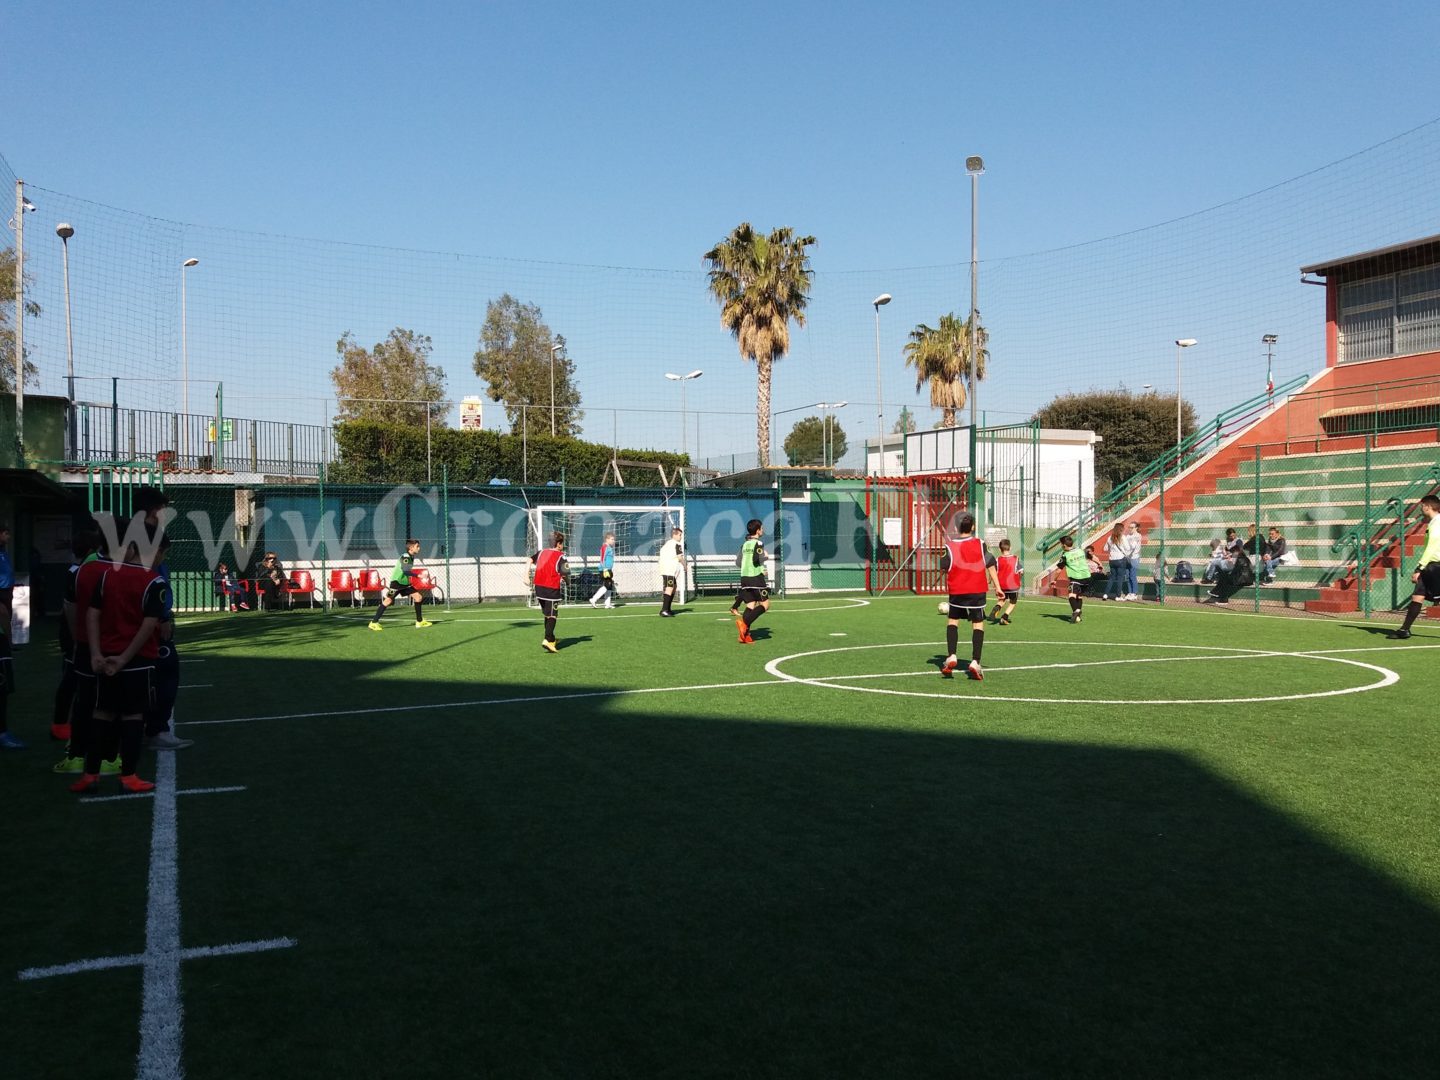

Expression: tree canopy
xmin=331 ymin=328 xmax=448 ymax=426
xmin=472 ymin=294 xmax=581 ymax=437
xmin=1 ymin=247 xmax=41 ymax=394
xmin=1032 ymin=389 xmax=1197 ymax=490
xmin=702 ymin=223 xmax=816 ymax=467
xmin=902 ymin=312 xmax=987 ymax=428
xmin=783 ymin=414 xmax=849 ymax=466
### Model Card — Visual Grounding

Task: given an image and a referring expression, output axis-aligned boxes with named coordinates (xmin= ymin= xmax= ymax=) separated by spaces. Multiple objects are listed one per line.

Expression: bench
xmin=692 ymin=564 xmax=743 ymax=595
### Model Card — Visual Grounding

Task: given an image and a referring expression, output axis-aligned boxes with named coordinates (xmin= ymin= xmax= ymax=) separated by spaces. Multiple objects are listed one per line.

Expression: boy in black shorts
xmin=939 ymin=513 xmax=1002 ymax=680
xmin=530 ymin=531 xmax=569 ymax=653
xmin=1056 ymin=534 xmax=1092 ymax=624
xmin=989 ymin=537 xmax=1023 ymax=625
xmin=72 ymin=524 xmax=169 ymax=794
xmin=368 ymin=539 xmax=432 ymax=630
xmin=735 ymin=519 xmax=770 ymax=644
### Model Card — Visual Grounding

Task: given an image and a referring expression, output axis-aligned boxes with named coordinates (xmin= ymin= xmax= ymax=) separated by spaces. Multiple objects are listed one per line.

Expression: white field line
xmin=808 ymin=651 xmax=1287 ymax=682
xmin=18 ymin=938 xmax=296 ymax=982
xmin=179 ymin=684 xmax=212 ymax=690
xmin=184 ymin=678 xmax=785 ymax=727
xmin=136 ymin=749 xmax=182 ymax=1080
xmin=80 ymin=786 xmax=246 ymax=805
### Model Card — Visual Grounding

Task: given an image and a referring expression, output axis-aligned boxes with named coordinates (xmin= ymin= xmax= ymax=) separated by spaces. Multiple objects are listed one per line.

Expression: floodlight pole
xmin=181 ymin=258 xmax=199 ymax=458
xmin=1175 ymin=338 xmax=1197 ymax=449
xmin=12 ymin=180 xmax=31 ymax=461
xmin=57 ymin=223 xmax=76 ymax=460
xmin=873 ymin=293 xmax=891 ymax=476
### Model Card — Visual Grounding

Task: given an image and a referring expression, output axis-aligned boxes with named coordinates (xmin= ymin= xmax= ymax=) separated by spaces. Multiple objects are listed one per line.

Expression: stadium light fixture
xmin=665 ymin=369 xmax=703 ymax=464
xmin=967 ymin=156 xmax=984 ymax=458
xmin=549 ymin=342 xmax=566 ymax=436
xmin=57 ymin=224 xmax=76 ymax=457
xmin=872 ymin=294 xmax=892 ymax=476
xmin=818 ymin=400 xmax=849 ymax=467
xmin=1175 ymin=338 xmax=1198 ymax=447
xmin=181 ymin=258 xmax=200 ymax=458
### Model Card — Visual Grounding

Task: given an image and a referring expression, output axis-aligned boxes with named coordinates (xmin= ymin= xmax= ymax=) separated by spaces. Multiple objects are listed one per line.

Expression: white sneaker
xmin=1128 ymin=593 xmax=1139 ymax=601
xmin=588 ymin=598 xmax=598 ymax=608
xmin=145 ymin=732 xmax=194 ymax=751
xmin=604 ymin=602 xmax=613 ymax=609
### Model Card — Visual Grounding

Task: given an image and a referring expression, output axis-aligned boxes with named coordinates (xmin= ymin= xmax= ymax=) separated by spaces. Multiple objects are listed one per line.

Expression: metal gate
xmin=864 ymin=472 xmax=968 ymax=593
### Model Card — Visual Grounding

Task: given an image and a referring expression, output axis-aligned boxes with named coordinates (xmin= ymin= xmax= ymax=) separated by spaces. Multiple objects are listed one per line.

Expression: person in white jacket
xmin=1121 ymin=520 xmax=1144 ymax=600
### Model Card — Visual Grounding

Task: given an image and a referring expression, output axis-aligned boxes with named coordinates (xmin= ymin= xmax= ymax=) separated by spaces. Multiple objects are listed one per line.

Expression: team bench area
xmin=691 ymin=562 xmax=742 ymax=595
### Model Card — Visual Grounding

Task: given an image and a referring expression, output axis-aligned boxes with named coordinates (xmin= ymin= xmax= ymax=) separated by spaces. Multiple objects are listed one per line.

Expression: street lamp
xmin=56 ymin=223 xmax=76 ymax=459
xmin=966 ymin=156 xmax=984 ymax=436
xmin=1262 ymin=334 xmax=1278 ymax=400
xmin=549 ymin=342 xmax=565 ymax=436
xmin=872 ymin=293 xmax=891 ymax=476
xmin=665 ymin=369 xmax=703 ymax=464
xmin=817 ymin=400 xmax=848 ymax=467
xmin=181 ymin=257 xmax=199 ymax=458
xmin=1175 ymin=338 xmax=1197 ymax=447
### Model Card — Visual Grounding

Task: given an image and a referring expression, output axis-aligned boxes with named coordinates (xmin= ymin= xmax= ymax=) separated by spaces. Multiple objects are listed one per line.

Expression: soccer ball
xmin=938 ymin=600 xmax=950 ymax=615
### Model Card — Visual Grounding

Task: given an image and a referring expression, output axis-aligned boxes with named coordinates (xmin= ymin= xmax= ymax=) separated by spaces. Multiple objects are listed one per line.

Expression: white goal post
xmin=525 ymin=504 xmax=687 ymax=606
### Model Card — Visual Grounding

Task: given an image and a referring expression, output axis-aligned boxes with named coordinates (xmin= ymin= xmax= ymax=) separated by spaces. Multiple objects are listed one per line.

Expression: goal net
xmin=525 ymin=505 xmax=687 ymax=606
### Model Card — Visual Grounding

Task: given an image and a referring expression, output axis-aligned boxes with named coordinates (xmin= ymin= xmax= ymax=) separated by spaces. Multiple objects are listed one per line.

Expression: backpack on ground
xmin=1172 ymin=560 xmax=1194 ymax=583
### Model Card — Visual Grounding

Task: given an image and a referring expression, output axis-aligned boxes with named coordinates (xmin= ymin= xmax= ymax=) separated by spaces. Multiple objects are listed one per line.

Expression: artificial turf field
xmin=5 ymin=591 xmax=1440 ymax=1079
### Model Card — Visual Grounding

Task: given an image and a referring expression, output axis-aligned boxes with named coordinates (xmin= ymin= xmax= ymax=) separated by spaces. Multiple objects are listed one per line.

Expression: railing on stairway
xmin=1036 ymin=375 xmax=1309 ymax=554
xmin=1330 ymin=462 xmax=1440 ymax=616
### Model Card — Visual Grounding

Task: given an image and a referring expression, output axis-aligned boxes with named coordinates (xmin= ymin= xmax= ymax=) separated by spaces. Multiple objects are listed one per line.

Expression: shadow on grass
xmin=9 ymin=641 xmax=1440 ymax=1079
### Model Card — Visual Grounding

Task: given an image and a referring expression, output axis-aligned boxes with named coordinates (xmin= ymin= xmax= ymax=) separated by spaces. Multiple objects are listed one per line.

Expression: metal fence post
xmin=1253 ymin=445 xmax=1262 ymax=613
xmin=318 ymin=462 xmax=328 ymax=611
xmin=442 ymin=464 xmax=452 ymax=610
xmin=1158 ymin=463 xmax=1167 ymax=606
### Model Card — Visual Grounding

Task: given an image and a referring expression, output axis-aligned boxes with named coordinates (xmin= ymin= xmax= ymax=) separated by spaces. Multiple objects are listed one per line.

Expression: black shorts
xmin=1001 ymin=589 xmax=1020 ymax=603
xmin=95 ymin=663 xmax=155 ymax=718
xmin=945 ymin=593 xmax=988 ymax=622
xmin=0 ymin=656 xmax=12 ymax=695
xmin=738 ymin=576 xmax=769 ymax=604
xmin=387 ymin=582 xmax=419 ymax=599
xmin=661 ymin=575 xmax=678 ymax=591
xmin=535 ymin=585 xmax=562 ymax=617
xmin=1068 ymin=579 xmax=1090 ymax=598
xmin=1418 ymin=562 xmax=1440 ymax=602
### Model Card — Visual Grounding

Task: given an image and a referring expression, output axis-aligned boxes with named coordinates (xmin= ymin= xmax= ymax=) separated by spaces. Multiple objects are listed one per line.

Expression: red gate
xmin=865 ymin=472 xmax=968 ymax=593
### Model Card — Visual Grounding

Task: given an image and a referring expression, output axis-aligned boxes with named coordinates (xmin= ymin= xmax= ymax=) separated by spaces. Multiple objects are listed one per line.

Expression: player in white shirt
xmin=657 ymin=527 xmax=683 ymax=617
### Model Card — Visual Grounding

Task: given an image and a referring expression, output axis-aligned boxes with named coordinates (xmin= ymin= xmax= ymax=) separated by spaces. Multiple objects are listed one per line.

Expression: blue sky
xmin=5 ymin=0 xmax=1440 ymax=463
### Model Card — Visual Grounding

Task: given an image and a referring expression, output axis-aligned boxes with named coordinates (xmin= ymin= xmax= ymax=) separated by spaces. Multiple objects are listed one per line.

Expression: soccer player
xmin=990 ymin=537 xmax=1022 ymax=625
xmin=50 ymin=526 xmax=102 ymax=748
xmin=0 ymin=521 xmax=20 ymax=750
xmin=133 ymin=488 xmax=192 ymax=751
xmin=589 ymin=532 xmax=617 ymax=608
xmin=940 ymin=513 xmax=1002 ymax=680
xmin=530 ymin=531 xmax=569 ymax=653
xmin=657 ymin=526 xmax=683 ymax=617
xmin=54 ymin=522 xmax=119 ymax=775
xmin=72 ymin=523 xmax=169 ymax=794
xmin=1056 ymin=534 xmax=1092 ymax=624
xmin=1391 ymin=494 xmax=1440 ymax=639
xmin=735 ymin=519 xmax=770 ymax=644
xmin=368 ymin=539 xmax=432 ymax=630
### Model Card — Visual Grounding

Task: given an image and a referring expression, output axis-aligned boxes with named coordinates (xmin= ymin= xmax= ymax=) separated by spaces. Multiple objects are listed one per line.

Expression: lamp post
xmin=665 ymin=369 xmax=703 ymax=463
xmin=872 ymin=293 xmax=891 ymax=476
xmin=1175 ymin=338 xmax=1197 ymax=448
xmin=1262 ymin=334 xmax=1278 ymax=401
xmin=817 ymin=400 xmax=848 ymax=466
xmin=966 ymin=156 xmax=984 ymax=436
xmin=181 ymin=257 xmax=199 ymax=458
xmin=549 ymin=342 xmax=564 ymax=436
xmin=56 ymin=223 xmax=76 ymax=460
xmin=12 ymin=182 xmax=36 ymax=460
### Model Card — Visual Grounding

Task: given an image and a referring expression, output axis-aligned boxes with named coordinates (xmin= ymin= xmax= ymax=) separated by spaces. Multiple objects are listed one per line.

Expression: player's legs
xmin=1394 ymin=567 xmax=1439 ymax=636
xmin=412 ymin=591 xmax=429 ymax=626
xmin=52 ymin=655 xmax=75 ymax=741
xmin=660 ymin=576 xmax=677 ymax=615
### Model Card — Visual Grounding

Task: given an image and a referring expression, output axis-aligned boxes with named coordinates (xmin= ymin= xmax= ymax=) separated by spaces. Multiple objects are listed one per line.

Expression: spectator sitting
xmin=1083 ymin=545 xmax=1106 ymax=579
xmin=1242 ymin=524 xmax=1264 ymax=557
xmin=1205 ymin=546 xmax=1256 ymax=605
xmin=256 ymin=552 xmax=287 ymax=611
xmin=213 ymin=562 xmax=250 ymax=612
xmin=1262 ymin=527 xmax=1288 ymax=583
xmin=1203 ymin=533 xmax=1234 ymax=583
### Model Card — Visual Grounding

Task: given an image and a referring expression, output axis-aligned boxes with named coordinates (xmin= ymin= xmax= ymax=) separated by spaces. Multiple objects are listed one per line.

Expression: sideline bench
xmin=692 ymin=564 xmax=742 ymax=595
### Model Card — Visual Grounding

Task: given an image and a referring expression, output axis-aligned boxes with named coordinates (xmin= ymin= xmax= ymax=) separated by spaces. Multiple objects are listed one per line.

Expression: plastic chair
xmin=329 ymin=569 xmax=358 ymax=607
xmin=357 ymin=568 xmax=386 ymax=603
xmin=409 ymin=567 xmax=445 ymax=603
xmin=284 ymin=569 xmax=319 ymax=608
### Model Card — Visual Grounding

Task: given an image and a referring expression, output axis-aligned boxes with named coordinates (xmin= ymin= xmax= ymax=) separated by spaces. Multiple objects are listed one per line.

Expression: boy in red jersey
xmin=529 ymin=531 xmax=569 ymax=654
xmin=72 ymin=524 xmax=169 ymax=794
xmin=989 ymin=537 xmax=1022 ymax=625
xmin=940 ymin=513 xmax=1002 ymax=681
xmin=54 ymin=521 xmax=120 ymax=775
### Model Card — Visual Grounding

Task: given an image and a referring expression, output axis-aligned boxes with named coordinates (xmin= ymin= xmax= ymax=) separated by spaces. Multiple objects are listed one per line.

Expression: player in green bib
xmin=1055 ymin=533 xmax=1091 ymax=624
xmin=368 ymin=539 xmax=432 ymax=630
xmin=1392 ymin=494 xmax=1440 ymax=639
xmin=735 ymin=518 xmax=770 ymax=645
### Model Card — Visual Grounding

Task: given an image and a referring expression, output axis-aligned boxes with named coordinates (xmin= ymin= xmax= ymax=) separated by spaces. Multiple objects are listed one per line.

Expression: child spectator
xmin=213 ymin=561 xmax=249 ymax=611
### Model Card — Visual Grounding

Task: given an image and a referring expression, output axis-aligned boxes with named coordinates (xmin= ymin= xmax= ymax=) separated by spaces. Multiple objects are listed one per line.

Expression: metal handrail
xmin=1036 ymin=374 xmax=1309 ymax=553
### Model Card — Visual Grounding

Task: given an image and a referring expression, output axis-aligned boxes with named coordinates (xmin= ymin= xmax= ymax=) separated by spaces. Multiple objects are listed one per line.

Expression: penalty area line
xmin=17 ymin=937 xmax=297 ymax=982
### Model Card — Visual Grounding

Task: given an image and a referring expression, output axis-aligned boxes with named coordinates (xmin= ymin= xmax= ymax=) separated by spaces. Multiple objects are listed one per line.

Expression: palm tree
xmin=703 ymin=223 xmax=816 ymax=467
xmin=902 ymin=312 xmax=989 ymax=428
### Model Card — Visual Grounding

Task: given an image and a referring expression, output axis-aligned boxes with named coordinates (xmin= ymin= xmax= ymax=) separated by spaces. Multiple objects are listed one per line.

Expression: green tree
xmin=472 ymin=294 xmax=582 ymax=437
xmin=893 ymin=407 xmax=917 ymax=435
xmin=902 ymin=312 xmax=988 ymax=427
xmin=784 ymin=414 xmax=849 ymax=466
xmin=331 ymin=328 xmax=448 ymax=425
xmin=0 ymin=247 xmax=41 ymax=394
xmin=1033 ymin=388 xmax=1197 ymax=490
xmin=703 ymin=223 xmax=817 ymax=468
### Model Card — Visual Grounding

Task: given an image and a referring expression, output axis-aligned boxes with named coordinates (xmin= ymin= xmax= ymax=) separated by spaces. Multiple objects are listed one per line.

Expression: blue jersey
xmin=0 ymin=547 xmax=12 ymax=589
xmin=599 ymin=543 xmax=615 ymax=572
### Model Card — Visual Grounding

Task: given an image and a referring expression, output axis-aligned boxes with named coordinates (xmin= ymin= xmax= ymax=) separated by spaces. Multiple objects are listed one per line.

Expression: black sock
xmin=1069 ymin=596 xmax=1079 ymax=614
xmin=1401 ymin=601 xmax=1423 ymax=632
xmin=84 ymin=718 xmax=112 ymax=774
xmin=946 ymin=625 xmax=958 ymax=655
xmin=0 ymin=692 xmax=8 ymax=734
xmin=972 ymin=628 xmax=984 ymax=663
xmin=414 ymin=601 xmax=424 ymax=622
xmin=119 ymin=718 xmax=143 ymax=776
xmin=743 ymin=606 xmax=761 ymax=627
xmin=54 ymin=668 xmax=75 ymax=728
xmin=544 ymin=616 xmax=556 ymax=642
xmin=373 ymin=603 xmax=387 ymax=621
xmin=1076 ymin=597 xmax=1084 ymax=613
xmin=662 ymin=591 xmax=673 ymax=612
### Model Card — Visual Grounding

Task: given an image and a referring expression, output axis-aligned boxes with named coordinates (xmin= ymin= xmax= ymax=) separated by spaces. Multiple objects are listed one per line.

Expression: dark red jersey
xmin=532 ymin=548 xmax=567 ymax=590
xmin=72 ymin=556 xmax=108 ymax=646
xmin=944 ymin=536 xmax=992 ymax=594
xmin=996 ymin=554 xmax=1022 ymax=591
xmin=92 ymin=562 xmax=169 ymax=659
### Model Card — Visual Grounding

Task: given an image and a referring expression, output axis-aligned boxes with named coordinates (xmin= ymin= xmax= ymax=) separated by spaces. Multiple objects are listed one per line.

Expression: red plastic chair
xmin=284 ymin=569 xmax=319 ymax=608
xmin=329 ymin=569 xmax=358 ymax=607
xmin=357 ymin=567 xmax=386 ymax=602
xmin=409 ymin=567 xmax=445 ymax=603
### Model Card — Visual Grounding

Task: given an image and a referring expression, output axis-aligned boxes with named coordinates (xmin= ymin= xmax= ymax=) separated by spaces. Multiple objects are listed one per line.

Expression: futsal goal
xmin=525 ymin=504 xmax=687 ymax=606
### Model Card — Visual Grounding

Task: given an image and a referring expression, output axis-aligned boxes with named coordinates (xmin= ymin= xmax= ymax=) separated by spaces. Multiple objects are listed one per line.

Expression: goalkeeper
xmin=588 ymin=532 xmax=618 ymax=608
xmin=368 ymin=539 xmax=432 ymax=630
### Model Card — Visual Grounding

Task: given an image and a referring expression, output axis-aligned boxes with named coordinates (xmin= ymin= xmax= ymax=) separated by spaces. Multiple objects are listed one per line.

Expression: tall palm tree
xmin=703 ymin=223 xmax=817 ymax=467
xmin=902 ymin=312 xmax=989 ymax=428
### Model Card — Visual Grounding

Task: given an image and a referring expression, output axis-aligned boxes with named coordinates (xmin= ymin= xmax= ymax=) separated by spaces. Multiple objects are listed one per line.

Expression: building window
xmin=1339 ymin=265 xmax=1440 ymax=362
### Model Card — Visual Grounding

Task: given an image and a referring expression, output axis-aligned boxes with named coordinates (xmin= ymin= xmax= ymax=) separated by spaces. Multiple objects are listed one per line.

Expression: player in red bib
xmin=940 ymin=513 xmax=1002 ymax=680
xmin=529 ymin=531 xmax=569 ymax=654
xmin=989 ymin=538 xmax=1023 ymax=625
